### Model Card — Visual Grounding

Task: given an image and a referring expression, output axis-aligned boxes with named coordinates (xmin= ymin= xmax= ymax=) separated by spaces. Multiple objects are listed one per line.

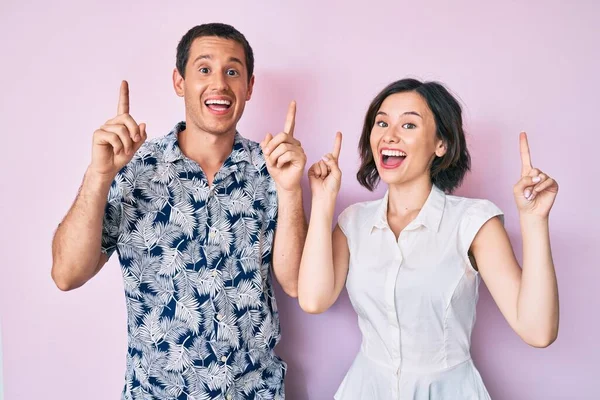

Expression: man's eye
xmin=199 ymin=67 xmax=210 ymax=73
xmin=227 ymin=69 xmax=239 ymax=76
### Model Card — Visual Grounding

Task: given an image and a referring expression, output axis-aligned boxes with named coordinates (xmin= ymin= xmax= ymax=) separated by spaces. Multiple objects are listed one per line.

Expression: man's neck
xmin=178 ymin=123 xmax=236 ymax=185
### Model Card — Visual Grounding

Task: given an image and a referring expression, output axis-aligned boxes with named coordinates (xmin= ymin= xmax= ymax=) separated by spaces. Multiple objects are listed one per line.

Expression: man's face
xmin=174 ymin=36 xmax=254 ymax=137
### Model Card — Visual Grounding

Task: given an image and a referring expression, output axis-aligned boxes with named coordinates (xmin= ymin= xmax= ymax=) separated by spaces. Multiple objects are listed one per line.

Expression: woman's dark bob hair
xmin=357 ymin=78 xmax=470 ymax=194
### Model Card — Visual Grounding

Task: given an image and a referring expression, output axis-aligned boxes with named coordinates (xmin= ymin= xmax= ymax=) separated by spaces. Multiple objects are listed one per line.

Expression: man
xmin=51 ymin=23 xmax=307 ymax=399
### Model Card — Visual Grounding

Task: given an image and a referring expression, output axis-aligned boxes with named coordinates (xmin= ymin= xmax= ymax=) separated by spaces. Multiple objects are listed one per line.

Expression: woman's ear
xmin=435 ymin=139 xmax=447 ymax=158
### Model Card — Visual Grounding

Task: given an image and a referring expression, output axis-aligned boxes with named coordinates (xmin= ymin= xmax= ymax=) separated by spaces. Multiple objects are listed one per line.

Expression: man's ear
xmin=173 ymin=68 xmax=185 ymax=97
xmin=246 ymin=75 xmax=255 ymax=101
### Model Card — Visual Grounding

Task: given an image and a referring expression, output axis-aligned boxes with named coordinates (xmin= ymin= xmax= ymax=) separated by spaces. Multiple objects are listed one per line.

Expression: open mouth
xmin=205 ymin=98 xmax=232 ymax=113
xmin=380 ymin=149 xmax=407 ymax=168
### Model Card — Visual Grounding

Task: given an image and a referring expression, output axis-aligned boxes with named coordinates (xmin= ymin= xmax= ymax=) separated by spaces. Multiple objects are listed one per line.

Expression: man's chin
xmin=202 ymin=124 xmax=237 ymax=137
xmin=189 ymin=117 xmax=237 ymax=136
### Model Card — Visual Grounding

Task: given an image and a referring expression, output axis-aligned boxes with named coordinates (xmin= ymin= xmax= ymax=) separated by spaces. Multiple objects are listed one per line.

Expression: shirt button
xmin=221 ymin=356 xmax=227 ymax=363
xmin=226 ymin=395 xmax=232 ymax=400
xmin=212 ymin=270 xmax=218 ymax=277
xmin=217 ymin=314 xmax=223 ymax=321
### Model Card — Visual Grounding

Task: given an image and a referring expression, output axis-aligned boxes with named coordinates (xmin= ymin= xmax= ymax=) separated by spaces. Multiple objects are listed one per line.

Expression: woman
xmin=298 ymin=78 xmax=559 ymax=399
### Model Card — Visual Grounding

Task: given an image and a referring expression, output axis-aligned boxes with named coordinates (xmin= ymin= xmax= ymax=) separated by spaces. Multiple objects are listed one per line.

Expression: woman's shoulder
xmin=340 ymin=198 xmax=382 ymax=217
xmin=337 ymin=197 xmax=385 ymax=232
xmin=444 ymin=193 xmax=504 ymax=223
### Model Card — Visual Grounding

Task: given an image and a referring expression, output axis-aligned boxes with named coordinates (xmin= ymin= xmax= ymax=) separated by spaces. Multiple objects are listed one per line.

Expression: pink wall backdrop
xmin=1 ymin=0 xmax=598 ymax=398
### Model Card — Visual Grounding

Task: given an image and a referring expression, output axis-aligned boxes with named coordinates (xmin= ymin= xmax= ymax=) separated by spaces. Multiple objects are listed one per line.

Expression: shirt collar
xmin=159 ymin=122 xmax=251 ymax=170
xmin=369 ymin=185 xmax=446 ymax=233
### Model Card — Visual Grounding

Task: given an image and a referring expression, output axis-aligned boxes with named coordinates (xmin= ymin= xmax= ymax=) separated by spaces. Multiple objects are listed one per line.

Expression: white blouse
xmin=335 ymin=185 xmax=503 ymax=400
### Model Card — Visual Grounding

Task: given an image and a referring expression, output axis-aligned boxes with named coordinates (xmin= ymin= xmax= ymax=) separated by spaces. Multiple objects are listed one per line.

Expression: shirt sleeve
xmin=100 ymin=175 xmax=125 ymax=259
xmin=266 ymin=187 xmax=278 ymax=242
xmin=458 ymin=199 xmax=504 ymax=266
xmin=337 ymin=206 xmax=354 ymax=247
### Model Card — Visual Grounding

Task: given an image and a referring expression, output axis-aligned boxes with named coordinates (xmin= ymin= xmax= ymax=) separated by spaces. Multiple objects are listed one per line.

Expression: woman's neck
xmin=387 ymin=176 xmax=433 ymax=217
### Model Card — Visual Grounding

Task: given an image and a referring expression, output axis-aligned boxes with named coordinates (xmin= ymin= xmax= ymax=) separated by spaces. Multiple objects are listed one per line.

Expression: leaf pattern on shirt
xmin=101 ymin=123 xmax=285 ymax=400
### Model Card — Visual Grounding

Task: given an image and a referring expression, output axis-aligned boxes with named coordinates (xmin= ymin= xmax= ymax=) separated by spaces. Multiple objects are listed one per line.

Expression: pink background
xmin=1 ymin=0 xmax=598 ymax=399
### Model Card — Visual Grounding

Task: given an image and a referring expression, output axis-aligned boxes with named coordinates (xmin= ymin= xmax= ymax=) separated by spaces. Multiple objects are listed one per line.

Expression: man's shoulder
xmin=236 ymin=133 xmax=263 ymax=159
xmin=141 ymin=129 xmax=179 ymax=157
xmin=236 ymin=132 xmax=261 ymax=149
xmin=235 ymin=132 xmax=269 ymax=174
xmin=113 ymin=131 xmax=178 ymax=187
xmin=127 ymin=127 xmax=182 ymax=168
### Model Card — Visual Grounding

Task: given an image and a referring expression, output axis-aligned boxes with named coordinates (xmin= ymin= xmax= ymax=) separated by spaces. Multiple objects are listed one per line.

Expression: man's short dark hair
xmin=176 ymin=23 xmax=254 ymax=82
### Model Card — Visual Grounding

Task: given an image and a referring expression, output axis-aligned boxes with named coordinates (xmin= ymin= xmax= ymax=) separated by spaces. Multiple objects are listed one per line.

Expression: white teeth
xmin=205 ymin=99 xmax=231 ymax=106
xmin=381 ymin=149 xmax=407 ymax=157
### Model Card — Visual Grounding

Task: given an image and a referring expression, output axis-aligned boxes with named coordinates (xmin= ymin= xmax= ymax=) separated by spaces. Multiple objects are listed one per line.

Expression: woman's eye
xmin=402 ymin=123 xmax=416 ymax=129
xmin=376 ymin=121 xmax=388 ymax=128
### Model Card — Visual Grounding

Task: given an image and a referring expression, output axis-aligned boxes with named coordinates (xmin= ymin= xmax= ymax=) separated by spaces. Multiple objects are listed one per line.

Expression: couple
xmin=51 ymin=23 xmax=559 ymax=400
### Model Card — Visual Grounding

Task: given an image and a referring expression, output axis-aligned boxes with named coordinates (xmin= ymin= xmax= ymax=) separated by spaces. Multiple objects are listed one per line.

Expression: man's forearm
xmin=272 ymin=188 xmax=307 ymax=297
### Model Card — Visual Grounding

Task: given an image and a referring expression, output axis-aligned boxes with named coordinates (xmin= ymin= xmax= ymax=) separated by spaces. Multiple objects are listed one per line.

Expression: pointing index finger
xmin=332 ymin=132 xmax=342 ymax=159
xmin=519 ymin=131 xmax=533 ymax=175
xmin=118 ymin=80 xmax=130 ymax=115
xmin=283 ymin=101 xmax=296 ymax=136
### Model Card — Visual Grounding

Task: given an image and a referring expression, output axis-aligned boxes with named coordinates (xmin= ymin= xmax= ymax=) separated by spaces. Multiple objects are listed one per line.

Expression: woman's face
xmin=369 ymin=91 xmax=446 ymax=187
